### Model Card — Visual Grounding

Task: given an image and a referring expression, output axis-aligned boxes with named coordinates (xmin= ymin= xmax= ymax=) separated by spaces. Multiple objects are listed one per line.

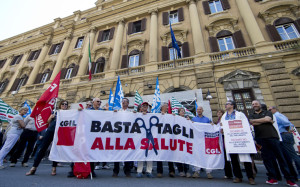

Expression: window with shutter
xmin=218 ymin=37 xmax=235 ymax=51
xmin=178 ymin=8 xmax=184 ymax=22
xmin=132 ymin=20 xmax=142 ymax=34
xmin=168 ymin=42 xmax=183 ymax=60
xmin=40 ymin=73 xmax=49 ymax=83
xmin=54 ymin=44 xmax=61 ymax=54
xmin=121 ymin=55 xmax=128 ymax=69
xmin=34 ymin=49 xmax=41 ymax=60
xmin=276 ymin=24 xmax=300 ymax=40
xmin=182 ymin=42 xmax=190 ymax=58
xmin=128 ymin=22 xmax=133 ymax=35
xmin=71 ymin=65 xmax=79 ymax=78
xmin=97 ymin=31 xmax=104 ymax=42
xmin=16 ymin=54 xmax=23 ymax=64
xmin=209 ymin=37 xmax=219 ymax=52
xmin=266 ymin=24 xmax=282 ymax=42
xmin=169 ymin=10 xmax=179 ymax=24
xmin=232 ymin=30 xmax=246 ymax=48
xmin=109 ymin=27 xmax=115 ymax=40
xmin=162 ymin=46 xmax=169 ymax=61
xmin=10 ymin=78 xmax=20 ymax=91
xmin=102 ymin=30 xmax=111 ymax=41
xmin=162 ymin=12 xmax=169 ymax=25
xmin=209 ymin=0 xmax=224 ymax=14
xmin=60 ymin=68 xmax=68 ymax=80
xmin=220 ymin=0 xmax=230 ymax=10
xmin=203 ymin=1 xmax=211 ymax=15
xmin=75 ymin=37 xmax=84 ymax=48
xmin=10 ymin=55 xmax=21 ymax=66
xmin=34 ymin=73 xmax=43 ymax=84
xmin=28 ymin=50 xmax=40 ymax=61
xmin=65 ymin=68 xmax=73 ymax=79
xmin=141 ymin=18 xmax=146 ymax=32
xmin=94 ymin=58 xmax=105 ymax=73
xmin=0 ymin=59 xmax=6 ymax=69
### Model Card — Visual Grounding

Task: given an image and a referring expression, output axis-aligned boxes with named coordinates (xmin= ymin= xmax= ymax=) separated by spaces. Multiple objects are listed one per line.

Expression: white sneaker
xmin=9 ymin=163 xmax=16 ymax=167
xmin=95 ymin=166 xmax=101 ymax=170
xmin=179 ymin=172 xmax=185 ymax=177
xmin=192 ymin=172 xmax=200 ymax=178
xmin=186 ymin=173 xmax=192 ymax=178
xmin=102 ymin=165 xmax=110 ymax=169
xmin=0 ymin=165 xmax=5 ymax=169
xmin=22 ymin=163 xmax=28 ymax=167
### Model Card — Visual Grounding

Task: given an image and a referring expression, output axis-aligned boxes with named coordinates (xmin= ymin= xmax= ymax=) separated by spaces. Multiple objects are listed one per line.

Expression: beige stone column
xmin=110 ymin=19 xmax=125 ymax=70
xmin=187 ymin=0 xmax=205 ymax=54
xmin=149 ymin=10 xmax=158 ymax=63
xmin=27 ymin=43 xmax=50 ymax=85
xmin=50 ymin=34 xmax=72 ymax=81
xmin=77 ymin=26 xmax=97 ymax=76
xmin=4 ymin=51 xmax=30 ymax=92
xmin=235 ymin=0 xmax=265 ymax=45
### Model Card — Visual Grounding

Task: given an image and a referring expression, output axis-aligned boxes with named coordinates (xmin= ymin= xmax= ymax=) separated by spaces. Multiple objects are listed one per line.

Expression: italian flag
xmin=88 ymin=38 xmax=92 ymax=81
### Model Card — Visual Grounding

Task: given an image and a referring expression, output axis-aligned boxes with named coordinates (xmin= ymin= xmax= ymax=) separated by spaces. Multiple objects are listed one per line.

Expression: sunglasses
xmin=87 ymin=104 xmax=92 ymax=106
xmin=225 ymin=103 xmax=231 ymax=106
xmin=96 ymin=101 xmax=101 ymax=103
xmin=61 ymin=103 xmax=68 ymax=106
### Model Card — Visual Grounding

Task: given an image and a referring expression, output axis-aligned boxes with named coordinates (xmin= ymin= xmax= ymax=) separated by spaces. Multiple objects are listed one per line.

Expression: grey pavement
xmin=0 ymin=160 xmax=294 ymax=187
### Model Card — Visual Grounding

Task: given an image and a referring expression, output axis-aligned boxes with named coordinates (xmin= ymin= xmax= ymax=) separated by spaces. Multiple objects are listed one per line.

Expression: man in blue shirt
xmin=269 ymin=106 xmax=300 ymax=180
xmin=192 ymin=106 xmax=210 ymax=123
xmin=191 ymin=106 xmax=213 ymax=179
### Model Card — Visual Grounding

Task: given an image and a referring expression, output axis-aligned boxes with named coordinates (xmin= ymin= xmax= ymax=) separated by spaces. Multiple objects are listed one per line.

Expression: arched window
xmin=61 ymin=63 xmax=79 ymax=80
xmin=168 ymin=42 xmax=182 ymax=60
xmin=65 ymin=65 xmax=74 ymax=79
xmin=216 ymin=30 xmax=235 ymax=51
xmin=266 ymin=17 xmax=300 ymax=42
xmin=40 ymin=69 xmax=52 ymax=83
xmin=94 ymin=57 xmax=105 ymax=73
xmin=129 ymin=50 xmax=140 ymax=68
xmin=274 ymin=18 xmax=300 ymax=40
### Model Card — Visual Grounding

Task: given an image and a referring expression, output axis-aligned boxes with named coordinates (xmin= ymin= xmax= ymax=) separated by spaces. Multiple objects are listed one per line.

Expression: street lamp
xmin=206 ymin=89 xmax=212 ymax=101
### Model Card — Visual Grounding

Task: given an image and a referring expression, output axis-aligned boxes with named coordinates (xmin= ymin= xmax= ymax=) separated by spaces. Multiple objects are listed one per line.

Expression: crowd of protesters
xmin=0 ymin=97 xmax=299 ymax=186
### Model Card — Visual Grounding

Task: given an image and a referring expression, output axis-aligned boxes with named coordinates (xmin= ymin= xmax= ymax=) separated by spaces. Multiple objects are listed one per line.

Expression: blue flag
xmin=170 ymin=23 xmax=181 ymax=59
xmin=23 ymin=100 xmax=32 ymax=118
xmin=151 ymin=77 xmax=161 ymax=113
xmin=113 ymin=76 xmax=124 ymax=110
xmin=195 ymin=99 xmax=198 ymax=116
xmin=108 ymin=88 xmax=114 ymax=111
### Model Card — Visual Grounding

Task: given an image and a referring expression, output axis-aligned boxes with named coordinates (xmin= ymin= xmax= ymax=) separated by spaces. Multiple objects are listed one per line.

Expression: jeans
xmin=157 ymin=161 xmax=175 ymax=174
xmin=281 ymin=133 xmax=300 ymax=178
xmin=259 ymin=137 xmax=294 ymax=181
xmin=0 ymin=133 xmax=20 ymax=165
xmin=33 ymin=130 xmax=57 ymax=168
xmin=11 ymin=129 xmax=38 ymax=164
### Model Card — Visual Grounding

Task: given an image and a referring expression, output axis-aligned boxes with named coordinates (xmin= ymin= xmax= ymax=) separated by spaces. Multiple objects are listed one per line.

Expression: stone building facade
xmin=0 ymin=0 xmax=299 ymax=127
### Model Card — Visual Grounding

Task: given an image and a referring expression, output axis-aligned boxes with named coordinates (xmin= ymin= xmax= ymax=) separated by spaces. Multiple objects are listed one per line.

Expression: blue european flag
xmin=108 ymin=88 xmax=114 ymax=111
xmin=113 ymin=76 xmax=124 ymax=110
xmin=170 ymin=23 xmax=181 ymax=58
xmin=151 ymin=77 xmax=161 ymax=113
xmin=23 ymin=100 xmax=32 ymax=118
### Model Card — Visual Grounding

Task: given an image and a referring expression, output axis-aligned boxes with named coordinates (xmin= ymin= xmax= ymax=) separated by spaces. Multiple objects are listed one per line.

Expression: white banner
xmin=221 ymin=112 xmax=257 ymax=154
xmin=49 ymin=110 xmax=224 ymax=169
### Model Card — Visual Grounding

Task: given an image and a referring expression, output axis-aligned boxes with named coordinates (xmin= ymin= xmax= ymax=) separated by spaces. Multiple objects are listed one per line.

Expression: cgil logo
xmin=204 ymin=131 xmax=221 ymax=155
xmin=57 ymin=120 xmax=77 ymax=146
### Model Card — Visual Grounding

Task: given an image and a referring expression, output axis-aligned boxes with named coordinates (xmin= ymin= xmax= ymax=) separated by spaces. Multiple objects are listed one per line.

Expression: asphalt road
xmin=0 ymin=160 xmax=294 ymax=187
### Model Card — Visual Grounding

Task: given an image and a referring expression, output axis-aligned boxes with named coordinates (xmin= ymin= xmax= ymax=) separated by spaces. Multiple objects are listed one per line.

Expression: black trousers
xmin=222 ymin=135 xmax=233 ymax=178
xmin=11 ymin=129 xmax=38 ymax=164
xmin=157 ymin=162 xmax=175 ymax=174
xmin=258 ymin=137 xmax=294 ymax=182
xmin=230 ymin=154 xmax=254 ymax=179
xmin=113 ymin=162 xmax=131 ymax=175
xmin=177 ymin=163 xmax=189 ymax=173
xmin=33 ymin=130 xmax=57 ymax=168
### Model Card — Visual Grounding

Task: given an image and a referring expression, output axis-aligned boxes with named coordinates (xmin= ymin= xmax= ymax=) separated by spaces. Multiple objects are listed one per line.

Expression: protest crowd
xmin=0 ymin=73 xmax=299 ymax=187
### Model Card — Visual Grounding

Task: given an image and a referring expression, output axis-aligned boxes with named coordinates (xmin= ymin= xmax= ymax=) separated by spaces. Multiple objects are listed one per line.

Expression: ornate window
xmin=209 ymin=0 xmax=223 ymax=14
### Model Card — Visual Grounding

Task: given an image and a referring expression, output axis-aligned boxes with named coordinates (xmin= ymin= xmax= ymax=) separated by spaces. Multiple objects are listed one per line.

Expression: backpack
xmin=73 ymin=162 xmax=91 ymax=179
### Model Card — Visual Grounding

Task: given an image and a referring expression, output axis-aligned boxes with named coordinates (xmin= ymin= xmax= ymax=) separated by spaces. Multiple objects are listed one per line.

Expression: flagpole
xmin=173 ymin=48 xmax=176 ymax=68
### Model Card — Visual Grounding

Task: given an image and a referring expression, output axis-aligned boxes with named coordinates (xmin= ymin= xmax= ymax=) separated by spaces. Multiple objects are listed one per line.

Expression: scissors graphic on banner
xmin=135 ymin=116 xmax=159 ymax=157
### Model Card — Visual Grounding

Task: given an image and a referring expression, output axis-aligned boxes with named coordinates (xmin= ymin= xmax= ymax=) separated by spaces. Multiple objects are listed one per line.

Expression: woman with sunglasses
xmin=26 ymin=100 xmax=69 ymax=176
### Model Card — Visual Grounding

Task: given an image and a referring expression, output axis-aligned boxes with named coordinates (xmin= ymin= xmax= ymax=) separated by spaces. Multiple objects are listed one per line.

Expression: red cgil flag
xmin=31 ymin=71 xmax=61 ymax=132
xmin=168 ymin=100 xmax=172 ymax=114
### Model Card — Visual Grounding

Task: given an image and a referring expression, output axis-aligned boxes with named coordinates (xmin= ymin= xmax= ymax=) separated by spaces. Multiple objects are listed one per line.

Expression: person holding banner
xmin=0 ymin=107 xmax=28 ymax=169
xmin=176 ymin=107 xmax=191 ymax=178
xmin=136 ymin=102 xmax=154 ymax=178
xmin=215 ymin=109 xmax=233 ymax=180
xmin=191 ymin=106 xmax=213 ymax=179
xmin=26 ymin=100 xmax=69 ymax=176
xmin=112 ymin=98 xmax=132 ymax=177
xmin=156 ymin=103 xmax=176 ymax=178
xmin=221 ymin=100 xmax=255 ymax=185
xmin=249 ymin=100 xmax=297 ymax=186
xmin=10 ymin=116 xmax=38 ymax=167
